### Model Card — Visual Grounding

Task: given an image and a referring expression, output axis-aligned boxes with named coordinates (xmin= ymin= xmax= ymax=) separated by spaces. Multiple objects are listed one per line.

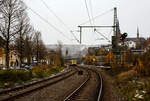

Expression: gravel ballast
xmin=15 ymin=68 xmax=88 ymax=101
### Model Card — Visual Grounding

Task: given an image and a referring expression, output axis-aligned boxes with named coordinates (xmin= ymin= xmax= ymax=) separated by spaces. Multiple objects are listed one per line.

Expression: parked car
xmin=10 ymin=66 xmax=16 ymax=69
xmin=17 ymin=68 xmax=29 ymax=71
xmin=23 ymin=65 xmax=31 ymax=70
xmin=2 ymin=67 xmax=7 ymax=70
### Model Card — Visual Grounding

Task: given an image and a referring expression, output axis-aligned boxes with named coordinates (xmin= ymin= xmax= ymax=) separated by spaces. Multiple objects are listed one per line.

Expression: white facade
xmin=118 ymin=40 xmax=136 ymax=49
xmin=125 ymin=41 xmax=136 ymax=49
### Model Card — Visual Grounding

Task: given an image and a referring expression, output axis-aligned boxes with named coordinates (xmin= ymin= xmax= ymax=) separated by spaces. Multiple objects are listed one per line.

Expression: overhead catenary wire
xmin=28 ymin=7 xmax=73 ymax=42
xmin=84 ymin=0 xmax=92 ymax=26
xmin=80 ymin=8 xmax=114 ymax=25
xmin=88 ymin=0 xmax=98 ymax=38
xmin=40 ymin=0 xmax=80 ymax=43
xmin=40 ymin=0 xmax=69 ymax=30
xmin=94 ymin=29 xmax=111 ymax=43
xmin=83 ymin=0 xmax=99 ymax=44
xmin=89 ymin=0 xmax=95 ymax=26
xmin=108 ymin=29 xmax=113 ymax=38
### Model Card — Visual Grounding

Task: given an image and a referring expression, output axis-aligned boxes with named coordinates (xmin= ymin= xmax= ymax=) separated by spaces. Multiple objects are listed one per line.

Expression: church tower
xmin=137 ymin=27 xmax=139 ymax=39
xmin=136 ymin=27 xmax=141 ymax=49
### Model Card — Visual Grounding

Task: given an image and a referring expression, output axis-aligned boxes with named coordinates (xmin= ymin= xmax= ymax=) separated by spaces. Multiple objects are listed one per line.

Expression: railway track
xmin=0 ymin=67 xmax=78 ymax=101
xmin=64 ymin=67 xmax=103 ymax=101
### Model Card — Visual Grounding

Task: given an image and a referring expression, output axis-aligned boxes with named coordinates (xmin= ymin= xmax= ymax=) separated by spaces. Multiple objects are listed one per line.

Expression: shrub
xmin=0 ymin=70 xmax=32 ymax=83
xmin=117 ymin=70 xmax=137 ymax=82
xmin=84 ymin=56 xmax=99 ymax=65
xmin=31 ymin=65 xmax=65 ymax=78
xmin=31 ymin=66 xmax=47 ymax=78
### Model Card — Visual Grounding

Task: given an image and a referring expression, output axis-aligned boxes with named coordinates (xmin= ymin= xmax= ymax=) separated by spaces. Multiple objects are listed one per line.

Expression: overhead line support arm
xmin=78 ymin=25 xmax=115 ymax=44
xmin=78 ymin=26 xmax=115 ymax=28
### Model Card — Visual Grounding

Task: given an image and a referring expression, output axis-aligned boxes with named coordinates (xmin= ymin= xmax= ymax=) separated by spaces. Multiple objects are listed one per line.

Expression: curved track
xmin=64 ymin=67 xmax=103 ymax=101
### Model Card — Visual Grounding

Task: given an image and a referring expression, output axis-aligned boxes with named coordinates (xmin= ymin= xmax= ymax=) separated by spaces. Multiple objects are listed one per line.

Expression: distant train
xmin=70 ymin=60 xmax=77 ymax=66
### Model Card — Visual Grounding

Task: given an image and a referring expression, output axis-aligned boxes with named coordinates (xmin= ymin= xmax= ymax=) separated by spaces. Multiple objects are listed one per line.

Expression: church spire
xmin=137 ymin=27 xmax=139 ymax=38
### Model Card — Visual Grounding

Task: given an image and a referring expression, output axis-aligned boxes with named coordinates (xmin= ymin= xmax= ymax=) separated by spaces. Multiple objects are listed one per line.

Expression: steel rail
xmin=0 ymin=69 xmax=72 ymax=95
xmin=63 ymin=70 xmax=90 ymax=101
xmin=0 ymin=67 xmax=78 ymax=101
xmin=64 ymin=67 xmax=103 ymax=101
xmin=90 ymin=69 xmax=103 ymax=101
xmin=83 ymin=68 xmax=103 ymax=101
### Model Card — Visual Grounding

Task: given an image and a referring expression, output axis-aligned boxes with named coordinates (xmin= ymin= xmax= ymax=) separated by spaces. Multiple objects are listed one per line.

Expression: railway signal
xmin=120 ymin=33 xmax=128 ymax=41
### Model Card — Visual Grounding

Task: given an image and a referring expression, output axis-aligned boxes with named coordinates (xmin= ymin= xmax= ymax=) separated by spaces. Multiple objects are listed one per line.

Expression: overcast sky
xmin=24 ymin=0 xmax=150 ymax=45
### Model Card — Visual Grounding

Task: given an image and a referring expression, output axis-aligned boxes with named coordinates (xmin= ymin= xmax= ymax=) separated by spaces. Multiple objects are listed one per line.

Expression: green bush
xmin=0 ymin=70 xmax=32 ymax=83
xmin=33 ymin=69 xmax=47 ymax=78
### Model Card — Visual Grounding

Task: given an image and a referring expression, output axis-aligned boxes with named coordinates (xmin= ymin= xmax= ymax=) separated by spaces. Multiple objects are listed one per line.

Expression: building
xmin=0 ymin=36 xmax=20 ymax=67
xmin=0 ymin=48 xmax=20 ymax=66
xmin=144 ymin=37 xmax=150 ymax=51
xmin=124 ymin=40 xmax=136 ymax=49
xmin=0 ymin=36 xmax=5 ymax=66
xmin=0 ymin=48 xmax=5 ymax=65
xmin=123 ymin=27 xmax=146 ymax=49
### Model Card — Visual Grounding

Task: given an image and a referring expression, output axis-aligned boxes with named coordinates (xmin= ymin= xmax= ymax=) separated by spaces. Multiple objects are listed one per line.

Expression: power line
xmin=108 ymin=29 xmax=113 ymax=38
xmin=84 ymin=0 xmax=92 ymax=26
xmin=89 ymin=0 xmax=100 ymax=39
xmin=94 ymin=29 xmax=111 ymax=42
xmin=40 ymin=0 xmax=80 ymax=43
xmin=80 ymin=8 xmax=113 ymax=25
xmin=89 ymin=0 xmax=95 ymax=26
xmin=40 ymin=0 xmax=68 ymax=29
xmin=28 ymin=7 xmax=73 ymax=42
xmin=84 ymin=0 xmax=100 ymax=43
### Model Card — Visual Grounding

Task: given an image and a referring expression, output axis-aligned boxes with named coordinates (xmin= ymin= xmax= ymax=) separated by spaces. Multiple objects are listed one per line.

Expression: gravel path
xmin=15 ymin=68 xmax=88 ymax=101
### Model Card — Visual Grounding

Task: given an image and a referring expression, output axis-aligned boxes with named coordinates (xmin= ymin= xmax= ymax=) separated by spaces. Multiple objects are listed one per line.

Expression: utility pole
xmin=112 ymin=7 xmax=118 ymax=49
xmin=113 ymin=7 xmax=117 ymax=36
xmin=79 ymin=26 xmax=82 ymax=44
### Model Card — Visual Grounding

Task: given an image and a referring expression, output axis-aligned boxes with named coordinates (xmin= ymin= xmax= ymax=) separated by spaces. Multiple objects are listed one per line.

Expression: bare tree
xmin=33 ymin=31 xmax=41 ymax=64
xmin=57 ymin=41 xmax=64 ymax=66
xmin=32 ymin=31 xmax=49 ymax=65
xmin=0 ymin=0 xmax=26 ymax=68
xmin=15 ymin=7 xmax=32 ymax=67
xmin=38 ymin=40 xmax=47 ymax=61
xmin=24 ymin=32 xmax=34 ymax=65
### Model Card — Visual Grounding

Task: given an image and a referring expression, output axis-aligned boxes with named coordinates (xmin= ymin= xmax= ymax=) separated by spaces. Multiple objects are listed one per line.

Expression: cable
xmin=40 ymin=0 xmax=68 ymax=29
xmin=84 ymin=0 xmax=92 ymax=26
xmin=94 ymin=29 xmax=111 ymax=42
xmin=89 ymin=0 xmax=100 ymax=39
xmin=89 ymin=0 xmax=95 ymax=26
xmin=84 ymin=0 xmax=99 ymax=41
xmin=80 ymin=8 xmax=113 ymax=25
xmin=28 ymin=7 xmax=73 ymax=42
xmin=108 ymin=29 xmax=113 ymax=38
xmin=40 ymin=0 xmax=80 ymax=43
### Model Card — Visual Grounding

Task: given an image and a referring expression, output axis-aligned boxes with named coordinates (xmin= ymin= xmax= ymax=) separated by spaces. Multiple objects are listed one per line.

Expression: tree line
xmin=0 ymin=0 xmax=48 ymax=68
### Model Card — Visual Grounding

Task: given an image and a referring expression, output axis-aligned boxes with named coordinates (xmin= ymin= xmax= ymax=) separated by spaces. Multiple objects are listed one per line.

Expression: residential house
xmin=47 ymin=50 xmax=62 ymax=66
xmin=123 ymin=28 xmax=146 ymax=49
xmin=0 ymin=36 xmax=20 ymax=67
xmin=0 ymin=48 xmax=20 ymax=67
xmin=0 ymin=36 xmax=5 ymax=66
xmin=0 ymin=48 xmax=5 ymax=65
xmin=144 ymin=37 xmax=150 ymax=51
